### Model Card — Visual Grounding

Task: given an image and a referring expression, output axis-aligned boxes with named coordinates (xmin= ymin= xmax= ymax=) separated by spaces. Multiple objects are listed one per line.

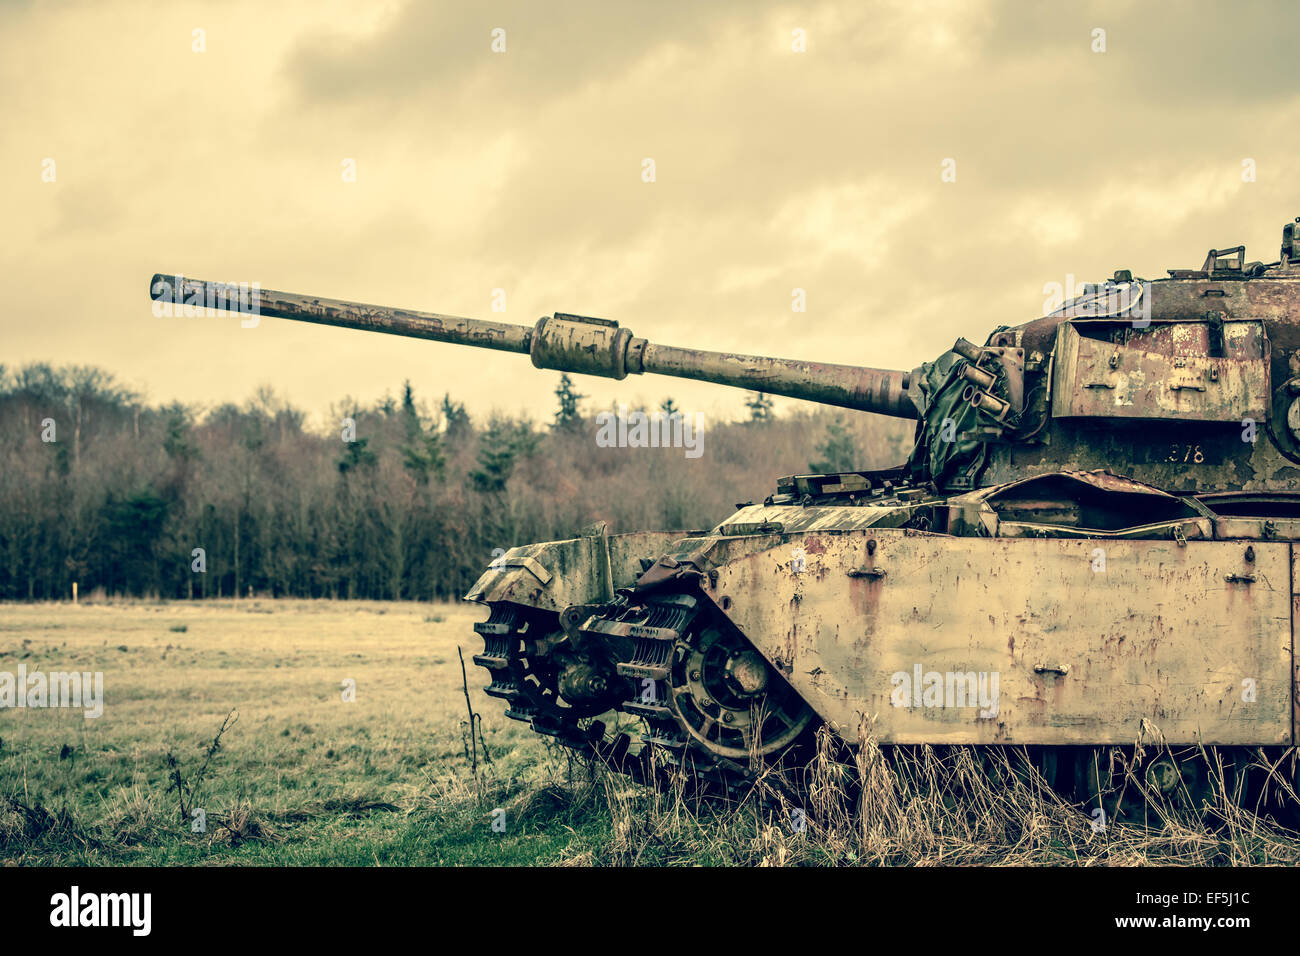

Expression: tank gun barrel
xmin=635 ymin=343 xmax=913 ymax=417
xmin=148 ymin=274 xmax=917 ymax=419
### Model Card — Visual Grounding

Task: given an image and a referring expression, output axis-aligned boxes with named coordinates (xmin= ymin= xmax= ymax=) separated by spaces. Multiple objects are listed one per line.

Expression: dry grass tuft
xmin=580 ymin=727 xmax=1300 ymax=866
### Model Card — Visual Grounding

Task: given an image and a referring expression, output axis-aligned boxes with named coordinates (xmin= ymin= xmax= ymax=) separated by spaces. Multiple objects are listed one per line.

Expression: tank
xmin=149 ymin=218 xmax=1300 ymax=819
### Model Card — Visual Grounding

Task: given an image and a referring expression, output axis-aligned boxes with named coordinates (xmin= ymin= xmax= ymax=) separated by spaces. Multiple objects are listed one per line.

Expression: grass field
xmin=3 ymin=599 xmax=1299 ymax=866
xmin=0 ymin=598 xmax=614 ymax=865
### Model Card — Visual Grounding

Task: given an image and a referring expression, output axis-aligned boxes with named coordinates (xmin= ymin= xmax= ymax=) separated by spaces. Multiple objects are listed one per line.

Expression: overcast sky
xmin=4 ymin=0 xmax=1299 ymax=427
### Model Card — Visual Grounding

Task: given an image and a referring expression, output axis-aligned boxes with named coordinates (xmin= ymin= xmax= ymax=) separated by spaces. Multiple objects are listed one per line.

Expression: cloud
xmin=3 ymin=0 xmax=1300 ymax=428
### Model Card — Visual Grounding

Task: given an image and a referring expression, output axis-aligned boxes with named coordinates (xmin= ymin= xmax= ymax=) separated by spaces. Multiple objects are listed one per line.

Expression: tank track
xmin=472 ymin=589 xmax=793 ymax=794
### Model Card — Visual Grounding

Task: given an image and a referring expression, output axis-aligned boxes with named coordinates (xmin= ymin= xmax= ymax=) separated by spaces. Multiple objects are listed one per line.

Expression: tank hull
xmin=467 ymin=471 xmax=1299 ymax=796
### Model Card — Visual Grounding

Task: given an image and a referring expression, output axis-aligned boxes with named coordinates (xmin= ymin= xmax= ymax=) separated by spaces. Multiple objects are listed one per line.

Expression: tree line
xmin=0 ymin=365 xmax=911 ymax=602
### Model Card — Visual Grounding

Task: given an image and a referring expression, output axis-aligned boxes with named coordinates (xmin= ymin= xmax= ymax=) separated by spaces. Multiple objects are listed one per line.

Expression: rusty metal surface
xmin=943 ymin=470 xmax=1215 ymax=539
xmin=150 ymin=274 xmax=536 ymax=352
xmin=464 ymin=530 xmax=690 ymax=609
xmin=637 ymin=343 xmax=916 ymax=418
xmin=1051 ymin=319 xmax=1270 ymax=422
xmin=706 ymin=531 xmax=1292 ymax=745
xmin=530 ymin=315 xmax=634 ymax=380
xmin=1214 ymin=517 xmax=1300 ymax=539
xmin=979 ymin=418 xmax=1300 ymax=497
xmin=707 ymin=502 xmax=920 ymax=540
xmin=975 ymin=469 xmax=1183 ymax=499
xmin=1016 ymin=272 xmax=1300 ymax=355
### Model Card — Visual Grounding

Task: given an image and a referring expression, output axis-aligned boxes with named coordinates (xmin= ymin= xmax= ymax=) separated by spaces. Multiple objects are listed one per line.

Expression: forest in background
xmin=0 ymin=364 xmax=913 ymax=601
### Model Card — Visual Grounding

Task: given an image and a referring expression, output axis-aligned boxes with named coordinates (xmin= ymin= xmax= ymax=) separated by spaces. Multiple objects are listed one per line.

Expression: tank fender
xmin=465 ymin=528 xmax=695 ymax=611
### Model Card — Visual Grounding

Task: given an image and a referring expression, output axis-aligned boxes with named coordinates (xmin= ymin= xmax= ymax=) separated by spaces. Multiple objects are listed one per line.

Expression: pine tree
xmin=161 ymin=402 xmax=196 ymax=461
xmin=552 ymin=374 xmax=584 ymax=431
xmin=399 ymin=381 xmax=445 ymax=483
xmin=469 ymin=416 xmax=536 ymax=492
xmin=745 ymin=391 xmax=774 ymax=422
xmin=810 ymin=415 xmax=857 ymax=473
xmin=441 ymin=392 xmax=471 ymax=443
xmin=338 ymin=437 xmax=378 ymax=473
